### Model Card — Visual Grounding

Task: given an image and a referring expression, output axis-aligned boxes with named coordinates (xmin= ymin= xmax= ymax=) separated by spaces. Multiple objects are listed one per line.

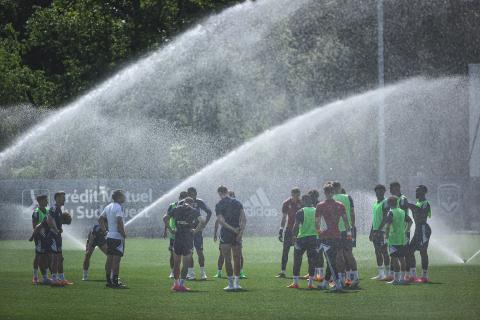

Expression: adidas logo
xmin=243 ymin=188 xmax=279 ymax=217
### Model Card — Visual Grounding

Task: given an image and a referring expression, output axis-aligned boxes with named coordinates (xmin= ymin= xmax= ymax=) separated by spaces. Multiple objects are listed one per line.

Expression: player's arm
xmin=237 ymin=208 xmax=247 ymax=240
xmin=193 ymin=216 xmax=206 ymax=234
xmin=217 ymin=214 xmax=239 ymax=234
xmin=117 ymin=216 xmax=126 ymax=238
xmin=384 ymin=212 xmax=393 ymax=240
xmin=214 ymin=219 xmax=220 ymax=241
xmin=292 ymin=210 xmax=302 ymax=243
xmin=378 ymin=202 xmax=389 ymax=231
xmin=279 ymin=202 xmax=287 ymax=242
xmin=200 ymin=201 xmax=213 ymax=224
xmin=405 ymin=215 xmax=413 ymax=232
xmin=349 ymin=196 xmax=356 ymax=228
xmin=162 ymin=214 xmax=170 ymax=238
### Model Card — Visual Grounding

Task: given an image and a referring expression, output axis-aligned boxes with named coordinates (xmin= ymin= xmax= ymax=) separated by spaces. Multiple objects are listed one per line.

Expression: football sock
xmin=410 ymin=268 xmax=416 ymax=278
xmin=33 ymin=269 xmax=38 ymax=278
xmin=59 ymin=273 xmax=65 ymax=280
xmin=422 ymin=270 xmax=428 ymax=278
xmin=378 ymin=266 xmax=385 ymax=277
xmin=308 ymin=276 xmax=314 ymax=286
xmin=293 ymin=276 xmax=299 ymax=285
xmin=352 ymin=271 xmax=359 ymax=281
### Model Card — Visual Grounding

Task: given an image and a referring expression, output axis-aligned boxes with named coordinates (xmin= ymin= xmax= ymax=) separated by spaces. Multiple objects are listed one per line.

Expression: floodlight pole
xmin=377 ymin=0 xmax=386 ymax=184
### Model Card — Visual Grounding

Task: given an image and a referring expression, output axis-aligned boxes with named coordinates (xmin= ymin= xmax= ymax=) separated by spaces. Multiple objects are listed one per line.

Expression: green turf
xmin=1 ymin=235 xmax=480 ymax=320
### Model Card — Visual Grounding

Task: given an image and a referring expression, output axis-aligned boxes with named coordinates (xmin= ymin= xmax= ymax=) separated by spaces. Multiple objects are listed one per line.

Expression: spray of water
xmin=127 ymin=76 xmax=467 ymax=231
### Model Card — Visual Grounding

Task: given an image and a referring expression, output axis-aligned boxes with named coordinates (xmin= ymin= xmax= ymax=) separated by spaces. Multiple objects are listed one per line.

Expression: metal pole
xmin=377 ymin=0 xmax=386 ymax=184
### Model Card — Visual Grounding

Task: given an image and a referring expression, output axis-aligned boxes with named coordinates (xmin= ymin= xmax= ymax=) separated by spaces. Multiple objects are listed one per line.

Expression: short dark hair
xmin=217 ymin=185 xmax=228 ymax=194
xmin=390 ymin=182 xmax=401 ymax=189
xmin=54 ymin=191 xmax=65 ymax=200
xmin=36 ymin=194 xmax=48 ymax=201
xmin=323 ymin=183 xmax=334 ymax=193
xmin=179 ymin=191 xmax=188 ymax=200
xmin=301 ymin=194 xmax=313 ymax=207
xmin=228 ymin=190 xmax=236 ymax=198
xmin=332 ymin=181 xmax=341 ymax=189
xmin=416 ymin=185 xmax=428 ymax=193
xmin=374 ymin=184 xmax=386 ymax=191
xmin=291 ymin=187 xmax=300 ymax=195
xmin=308 ymin=189 xmax=319 ymax=199
xmin=187 ymin=187 xmax=197 ymax=194
xmin=112 ymin=189 xmax=125 ymax=201
xmin=387 ymin=196 xmax=398 ymax=208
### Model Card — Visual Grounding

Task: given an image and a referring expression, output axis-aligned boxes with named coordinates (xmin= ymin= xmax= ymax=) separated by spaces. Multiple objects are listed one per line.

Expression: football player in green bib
xmin=287 ymin=194 xmax=319 ymax=289
xmin=369 ymin=185 xmax=390 ymax=280
xmin=385 ymin=196 xmax=413 ymax=285
xmin=163 ymin=191 xmax=188 ymax=278
xmin=29 ymin=194 xmax=50 ymax=285
xmin=332 ymin=181 xmax=358 ymax=287
xmin=406 ymin=185 xmax=432 ymax=283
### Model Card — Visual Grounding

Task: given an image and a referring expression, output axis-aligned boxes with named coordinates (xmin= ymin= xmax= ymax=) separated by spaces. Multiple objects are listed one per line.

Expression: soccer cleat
xmin=213 ymin=271 xmax=222 ymax=278
xmin=234 ymin=283 xmax=242 ymax=290
xmin=307 ymin=284 xmax=315 ymax=289
xmin=414 ymin=277 xmax=428 ymax=283
xmin=240 ymin=271 xmax=247 ymax=279
xmin=302 ymin=273 xmax=310 ymax=280
xmin=112 ymin=283 xmax=127 ymax=289
xmin=328 ymin=280 xmax=335 ymax=288
xmin=344 ymin=278 xmax=352 ymax=287
xmin=370 ymin=275 xmax=382 ymax=280
xmin=224 ymin=285 xmax=235 ymax=291
xmin=168 ymin=272 xmax=174 ymax=279
xmin=382 ymin=275 xmax=394 ymax=282
xmin=287 ymin=283 xmax=299 ymax=289
xmin=315 ymin=274 xmax=324 ymax=282
xmin=186 ymin=274 xmax=196 ymax=280
xmin=200 ymin=273 xmax=208 ymax=281
xmin=82 ymin=276 xmax=88 ymax=281
xmin=171 ymin=283 xmax=181 ymax=291
xmin=177 ymin=285 xmax=191 ymax=292
xmin=51 ymin=280 xmax=64 ymax=287
xmin=350 ymin=279 xmax=360 ymax=289
xmin=275 ymin=272 xmax=286 ymax=278
xmin=60 ymin=279 xmax=74 ymax=285
xmin=317 ymin=282 xmax=329 ymax=290
xmin=393 ymin=279 xmax=408 ymax=285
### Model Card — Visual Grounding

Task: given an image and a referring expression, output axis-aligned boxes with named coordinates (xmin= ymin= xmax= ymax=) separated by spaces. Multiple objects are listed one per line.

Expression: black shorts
xmin=372 ymin=230 xmax=386 ymax=249
xmin=194 ymin=232 xmax=203 ymax=251
xmin=107 ymin=238 xmax=125 ymax=257
xmin=410 ymin=223 xmax=431 ymax=251
xmin=34 ymin=229 xmax=48 ymax=254
xmin=294 ymin=236 xmax=318 ymax=251
xmin=168 ymin=238 xmax=174 ymax=252
xmin=46 ymin=232 xmax=62 ymax=253
xmin=388 ymin=244 xmax=406 ymax=257
xmin=220 ymin=229 xmax=242 ymax=246
xmin=173 ymin=232 xmax=194 ymax=256
xmin=88 ymin=233 xmax=106 ymax=249
xmin=340 ymin=231 xmax=353 ymax=250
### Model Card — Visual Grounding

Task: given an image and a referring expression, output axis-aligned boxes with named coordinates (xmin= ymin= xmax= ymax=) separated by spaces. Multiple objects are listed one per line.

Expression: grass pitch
xmin=1 ymin=235 xmax=480 ymax=320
